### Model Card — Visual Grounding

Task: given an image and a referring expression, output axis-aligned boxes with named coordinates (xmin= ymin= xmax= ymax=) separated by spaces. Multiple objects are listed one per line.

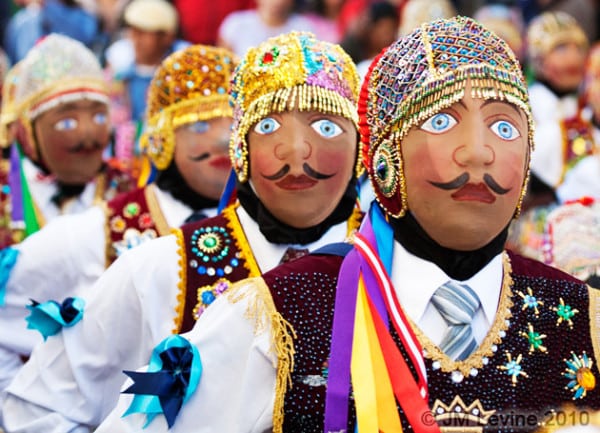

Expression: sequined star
xmin=517 ymin=287 xmax=543 ymax=316
xmin=564 ymin=351 xmax=596 ymax=399
xmin=497 ymin=352 xmax=529 ymax=386
xmin=519 ymin=323 xmax=547 ymax=353
xmin=552 ymin=298 xmax=579 ymax=328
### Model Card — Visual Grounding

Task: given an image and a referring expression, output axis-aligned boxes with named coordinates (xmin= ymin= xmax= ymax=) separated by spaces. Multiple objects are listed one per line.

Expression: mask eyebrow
xmin=480 ymin=99 xmax=522 ymax=117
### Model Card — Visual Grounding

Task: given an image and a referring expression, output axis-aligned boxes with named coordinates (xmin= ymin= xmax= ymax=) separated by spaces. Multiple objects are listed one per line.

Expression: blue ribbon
xmin=122 ymin=335 xmax=202 ymax=429
xmin=0 ymin=247 xmax=19 ymax=306
xmin=25 ymin=296 xmax=85 ymax=340
xmin=217 ymin=169 xmax=237 ymax=213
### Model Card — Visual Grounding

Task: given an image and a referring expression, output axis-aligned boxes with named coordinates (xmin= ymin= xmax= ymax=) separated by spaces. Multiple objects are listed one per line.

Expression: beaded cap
xmin=140 ymin=45 xmax=237 ymax=170
xmin=359 ymin=16 xmax=534 ymax=217
xmin=526 ymin=11 xmax=588 ymax=75
xmin=14 ymin=33 xmax=109 ymax=121
xmin=229 ymin=31 xmax=360 ymax=182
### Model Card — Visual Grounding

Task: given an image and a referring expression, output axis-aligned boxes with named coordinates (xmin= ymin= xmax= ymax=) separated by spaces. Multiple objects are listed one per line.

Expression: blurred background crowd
xmin=2 ymin=0 xmax=600 ymax=275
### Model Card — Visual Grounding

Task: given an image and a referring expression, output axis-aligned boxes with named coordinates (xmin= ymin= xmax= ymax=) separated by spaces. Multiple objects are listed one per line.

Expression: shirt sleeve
xmin=2 ymin=235 xmax=181 ymax=432
xmin=94 ymin=277 xmax=277 ymax=433
xmin=0 ymin=208 xmax=105 ymax=380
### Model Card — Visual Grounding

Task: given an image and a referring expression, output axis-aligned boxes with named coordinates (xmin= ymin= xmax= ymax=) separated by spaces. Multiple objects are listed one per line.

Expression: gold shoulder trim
xmin=346 ymin=206 xmax=363 ymax=237
xmin=412 ymin=252 xmax=514 ymax=376
xmin=171 ymin=228 xmax=187 ymax=334
xmin=92 ymin=171 xmax=107 ymax=205
xmin=589 ymin=285 xmax=600 ymax=375
xmin=99 ymin=200 xmax=112 ymax=269
xmin=144 ymin=184 xmax=170 ymax=236
xmin=222 ymin=203 xmax=261 ymax=277
xmin=226 ymin=277 xmax=296 ymax=433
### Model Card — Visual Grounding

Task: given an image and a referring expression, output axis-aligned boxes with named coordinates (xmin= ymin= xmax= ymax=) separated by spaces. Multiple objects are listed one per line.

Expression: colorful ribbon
xmin=217 ymin=169 xmax=237 ymax=214
xmin=25 ymin=296 xmax=85 ymax=340
xmin=325 ymin=204 xmax=440 ymax=433
xmin=9 ymin=143 xmax=24 ymax=224
xmin=122 ymin=335 xmax=202 ymax=429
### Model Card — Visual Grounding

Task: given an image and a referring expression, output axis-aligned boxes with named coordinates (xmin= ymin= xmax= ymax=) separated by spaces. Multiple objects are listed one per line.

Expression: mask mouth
xmin=275 ymin=174 xmax=318 ymax=191
xmin=451 ymin=183 xmax=496 ymax=204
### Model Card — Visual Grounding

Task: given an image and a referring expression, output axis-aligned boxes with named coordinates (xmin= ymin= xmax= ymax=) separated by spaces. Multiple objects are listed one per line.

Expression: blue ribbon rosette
xmin=0 ymin=247 xmax=19 ymax=306
xmin=25 ymin=296 xmax=85 ymax=340
xmin=122 ymin=335 xmax=202 ymax=429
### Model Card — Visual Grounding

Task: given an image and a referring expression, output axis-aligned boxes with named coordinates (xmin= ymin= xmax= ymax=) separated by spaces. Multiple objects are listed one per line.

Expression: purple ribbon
xmin=9 ymin=144 xmax=23 ymax=223
xmin=323 ymin=211 xmax=392 ymax=432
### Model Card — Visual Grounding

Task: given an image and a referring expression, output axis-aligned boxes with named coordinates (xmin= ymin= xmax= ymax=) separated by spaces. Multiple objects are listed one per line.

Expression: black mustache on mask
xmin=67 ymin=141 xmax=104 ymax=153
xmin=261 ymin=163 xmax=335 ymax=181
xmin=429 ymin=172 xmax=511 ymax=195
xmin=189 ymin=152 xmax=210 ymax=162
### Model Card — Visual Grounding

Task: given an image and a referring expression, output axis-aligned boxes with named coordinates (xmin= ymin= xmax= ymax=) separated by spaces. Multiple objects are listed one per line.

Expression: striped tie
xmin=430 ymin=281 xmax=481 ymax=361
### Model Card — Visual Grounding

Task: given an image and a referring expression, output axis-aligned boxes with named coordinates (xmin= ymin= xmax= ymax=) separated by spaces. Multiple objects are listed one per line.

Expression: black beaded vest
xmin=263 ymin=250 xmax=600 ymax=432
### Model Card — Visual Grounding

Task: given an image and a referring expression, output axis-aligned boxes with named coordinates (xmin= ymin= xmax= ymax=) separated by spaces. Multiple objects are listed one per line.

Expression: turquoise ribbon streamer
xmin=122 ymin=335 xmax=202 ymax=429
xmin=371 ymin=203 xmax=393 ymax=274
xmin=25 ymin=296 xmax=85 ymax=340
xmin=0 ymin=247 xmax=19 ymax=306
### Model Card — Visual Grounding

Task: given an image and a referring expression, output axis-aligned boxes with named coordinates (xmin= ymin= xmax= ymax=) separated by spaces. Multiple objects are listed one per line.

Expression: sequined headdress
xmin=527 ymin=11 xmax=588 ymax=76
xmin=14 ymin=34 xmax=109 ymax=159
xmin=140 ymin=45 xmax=237 ymax=170
xmin=229 ymin=31 xmax=361 ymax=183
xmin=359 ymin=16 xmax=534 ymax=217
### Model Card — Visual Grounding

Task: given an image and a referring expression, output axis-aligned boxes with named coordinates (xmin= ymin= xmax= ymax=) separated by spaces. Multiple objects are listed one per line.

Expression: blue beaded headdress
xmin=359 ymin=16 xmax=534 ymax=217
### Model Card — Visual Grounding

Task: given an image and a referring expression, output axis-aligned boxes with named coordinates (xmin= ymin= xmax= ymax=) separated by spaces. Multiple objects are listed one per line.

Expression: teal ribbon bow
xmin=25 ymin=296 xmax=85 ymax=340
xmin=122 ymin=335 xmax=202 ymax=429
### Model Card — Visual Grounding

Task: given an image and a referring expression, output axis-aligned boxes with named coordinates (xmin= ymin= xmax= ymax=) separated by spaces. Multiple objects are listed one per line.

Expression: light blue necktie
xmin=431 ymin=281 xmax=481 ymax=361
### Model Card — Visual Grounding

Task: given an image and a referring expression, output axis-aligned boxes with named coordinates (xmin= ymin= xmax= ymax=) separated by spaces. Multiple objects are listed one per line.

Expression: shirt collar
xmin=392 ymin=240 xmax=503 ymax=325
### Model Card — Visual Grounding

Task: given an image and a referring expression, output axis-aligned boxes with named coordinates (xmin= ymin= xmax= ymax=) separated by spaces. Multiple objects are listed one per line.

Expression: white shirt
xmin=93 ymin=242 xmax=504 ymax=432
xmin=2 ymin=205 xmax=352 ymax=432
xmin=528 ymin=82 xmax=580 ymax=188
xmin=0 ymin=186 xmax=197 ymax=421
xmin=557 ymin=153 xmax=600 ymax=203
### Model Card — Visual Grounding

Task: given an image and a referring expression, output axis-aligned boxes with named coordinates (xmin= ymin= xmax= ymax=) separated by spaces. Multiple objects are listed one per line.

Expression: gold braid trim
xmin=171 ymin=227 xmax=187 ymax=334
xmin=222 ymin=203 xmax=261 ymax=276
xmin=100 ymin=200 xmax=112 ymax=269
xmin=589 ymin=285 xmax=600 ymax=376
xmin=91 ymin=171 xmax=107 ymax=206
xmin=226 ymin=277 xmax=296 ymax=433
xmin=144 ymin=184 xmax=170 ymax=236
xmin=412 ymin=252 xmax=514 ymax=376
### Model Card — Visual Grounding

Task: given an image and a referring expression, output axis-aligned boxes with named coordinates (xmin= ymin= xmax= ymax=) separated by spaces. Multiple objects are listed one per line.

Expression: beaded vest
xmin=173 ymin=204 xmax=261 ymax=334
xmin=105 ymin=185 xmax=171 ymax=266
xmin=264 ymin=251 xmax=600 ymax=432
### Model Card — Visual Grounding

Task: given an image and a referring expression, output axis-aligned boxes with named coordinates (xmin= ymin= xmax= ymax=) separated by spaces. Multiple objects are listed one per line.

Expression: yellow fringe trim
xmin=226 ymin=277 xmax=296 ymax=433
xmin=589 ymin=285 xmax=600 ymax=376
xmin=346 ymin=206 xmax=363 ymax=238
xmin=171 ymin=227 xmax=187 ymax=334
xmin=142 ymin=95 xmax=233 ymax=170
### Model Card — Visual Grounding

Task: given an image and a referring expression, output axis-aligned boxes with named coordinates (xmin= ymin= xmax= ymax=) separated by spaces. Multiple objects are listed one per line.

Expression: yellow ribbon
xmin=352 ymin=275 xmax=403 ymax=433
